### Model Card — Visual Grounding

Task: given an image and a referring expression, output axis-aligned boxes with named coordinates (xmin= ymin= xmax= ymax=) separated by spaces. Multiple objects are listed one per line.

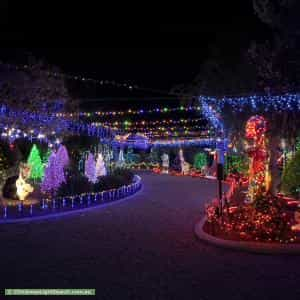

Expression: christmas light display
xmin=118 ymin=149 xmax=125 ymax=166
xmin=200 ymin=100 xmax=224 ymax=132
xmin=27 ymin=144 xmax=44 ymax=181
xmin=42 ymin=148 xmax=52 ymax=166
xmin=112 ymin=134 xmax=150 ymax=150
xmin=282 ymin=149 xmax=300 ymax=198
xmin=0 ymin=105 xmax=116 ymax=143
xmin=94 ymin=118 xmax=204 ymax=127
xmin=58 ymin=105 xmax=203 ymax=118
xmin=0 ymin=175 xmax=142 ymax=220
xmin=56 ymin=145 xmax=70 ymax=168
xmin=245 ymin=115 xmax=268 ymax=202
xmin=193 ymin=152 xmax=208 ymax=171
xmin=16 ymin=163 xmax=34 ymax=201
xmin=84 ymin=152 xmax=97 ymax=184
xmin=0 ymin=144 xmax=8 ymax=184
xmin=152 ymin=138 xmax=218 ymax=148
xmin=93 ymin=118 xmax=210 ymax=138
xmin=95 ymin=153 xmax=107 ymax=178
xmin=225 ymin=154 xmax=248 ymax=176
xmin=200 ymin=93 xmax=300 ymax=113
xmin=161 ymin=153 xmax=169 ymax=174
xmin=0 ymin=62 xmax=138 ymax=93
xmin=179 ymin=149 xmax=190 ymax=175
xmin=199 ymin=93 xmax=300 ymax=134
xmin=41 ymin=151 xmax=66 ymax=195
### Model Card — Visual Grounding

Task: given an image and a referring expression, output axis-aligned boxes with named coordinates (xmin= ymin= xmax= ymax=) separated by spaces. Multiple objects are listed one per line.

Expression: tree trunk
xmin=268 ymin=135 xmax=281 ymax=196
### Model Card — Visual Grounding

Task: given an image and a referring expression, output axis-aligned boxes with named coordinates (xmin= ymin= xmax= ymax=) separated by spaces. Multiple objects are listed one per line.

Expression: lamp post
xmin=281 ymin=138 xmax=287 ymax=170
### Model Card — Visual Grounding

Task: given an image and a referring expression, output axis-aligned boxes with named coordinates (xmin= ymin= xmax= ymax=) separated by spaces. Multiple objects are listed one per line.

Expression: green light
xmin=180 ymin=106 xmax=184 ymax=110
xmin=27 ymin=144 xmax=44 ymax=181
xmin=163 ymin=107 xmax=168 ymax=112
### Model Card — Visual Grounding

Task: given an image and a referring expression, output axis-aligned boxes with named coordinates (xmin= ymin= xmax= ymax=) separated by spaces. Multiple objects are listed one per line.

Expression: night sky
xmin=0 ymin=1 xmax=271 ymax=99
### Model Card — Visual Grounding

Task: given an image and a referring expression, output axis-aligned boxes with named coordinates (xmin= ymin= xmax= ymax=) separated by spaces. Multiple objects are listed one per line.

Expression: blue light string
xmin=199 ymin=93 xmax=300 ymax=113
xmin=200 ymin=98 xmax=224 ymax=132
xmin=0 ymin=104 xmax=116 ymax=142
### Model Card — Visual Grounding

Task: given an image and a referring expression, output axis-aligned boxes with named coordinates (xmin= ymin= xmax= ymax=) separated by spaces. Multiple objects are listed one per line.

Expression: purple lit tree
xmin=41 ymin=151 xmax=66 ymax=195
xmin=85 ymin=152 xmax=96 ymax=184
xmin=56 ymin=145 xmax=70 ymax=168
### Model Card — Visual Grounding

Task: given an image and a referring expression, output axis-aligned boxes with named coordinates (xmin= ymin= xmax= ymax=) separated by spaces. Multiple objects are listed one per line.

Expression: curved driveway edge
xmin=195 ymin=217 xmax=300 ymax=255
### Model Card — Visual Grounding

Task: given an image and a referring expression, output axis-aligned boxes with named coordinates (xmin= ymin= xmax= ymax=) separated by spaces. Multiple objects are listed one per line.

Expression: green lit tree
xmin=226 ymin=154 xmax=248 ymax=176
xmin=27 ymin=144 xmax=44 ymax=181
xmin=193 ymin=152 xmax=208 ymax=170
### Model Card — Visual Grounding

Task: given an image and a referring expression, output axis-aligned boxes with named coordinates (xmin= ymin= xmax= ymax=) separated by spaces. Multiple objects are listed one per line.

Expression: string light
xmin=151 ymin=138 xmax=219 ymax=148
xmin=93 ymin=118 xmax=204 ymax=127
xmin=57 ymin=105 xmax=203 ymax=118
xmin=0 ymin=62 xmax=139 ymax=93
xmin=0 ymin=105 xmax=116 ymax=143
xmin=199 ymin=93 xmax=300 ymax=113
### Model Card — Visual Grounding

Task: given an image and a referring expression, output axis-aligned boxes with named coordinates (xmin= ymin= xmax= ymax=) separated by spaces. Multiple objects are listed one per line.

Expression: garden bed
xmin=195 ymin=176 xmax=300 ymax=253
xmin=195 ymin=217 xmax=300 ymax=254
xmin=0 ymin=175 xmax=142 ymax=223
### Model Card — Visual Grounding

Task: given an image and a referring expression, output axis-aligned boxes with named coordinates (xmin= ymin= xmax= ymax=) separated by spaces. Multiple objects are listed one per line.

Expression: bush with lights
xmin=206 ymin=194 xmax=296 ymax=243
xmin=225 ymin=153 xmax=248 ymax=177
xmin=281 ymin=150 xmax=300 ymax=199
xmin=193 ymin=152 xmax=208 ymax=171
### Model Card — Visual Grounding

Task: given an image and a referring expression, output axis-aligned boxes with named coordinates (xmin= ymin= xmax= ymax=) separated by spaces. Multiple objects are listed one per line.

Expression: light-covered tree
xmin=41 ymin=151 xmax=66 ymax=195
xmin=27 ymin=144 xmax=44 ymax=181
xmin=281 ymin=149 xmax=300 ymax=198
xmin=56 ymin=145 xmax=70 ymax=168
xmin=194 ymin=152 xmax=208 ymax=170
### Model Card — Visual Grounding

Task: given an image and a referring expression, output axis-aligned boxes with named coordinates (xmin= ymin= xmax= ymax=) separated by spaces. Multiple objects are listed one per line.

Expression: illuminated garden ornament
xmin=118 ymin=149 xmax=125 ymax=166
xmin=27 ymin=144 xmax=44 ymax=181
xmin=245 ymin=115 xmax=268 ymax=202
xmin=95 ymin=153 xmax=107 ymax=178
xmin=178 ymin=148 xmax=190 ymax=175
xmin=85 ymin=152 xmax=97 ymax=183
xmin=161 ymin=153 xmax=169 ymax=174
xmin=16 ymin=163 xmax=33 ymax=201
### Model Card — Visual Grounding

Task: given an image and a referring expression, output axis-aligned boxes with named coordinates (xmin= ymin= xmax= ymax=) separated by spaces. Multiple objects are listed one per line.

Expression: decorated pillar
xmin=245 ymin=115 xmax=268 ymax=202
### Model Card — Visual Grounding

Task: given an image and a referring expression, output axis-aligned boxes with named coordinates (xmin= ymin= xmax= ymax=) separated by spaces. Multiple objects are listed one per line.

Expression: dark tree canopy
xmin=0 ymin=57 xmax=77 ymax=113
